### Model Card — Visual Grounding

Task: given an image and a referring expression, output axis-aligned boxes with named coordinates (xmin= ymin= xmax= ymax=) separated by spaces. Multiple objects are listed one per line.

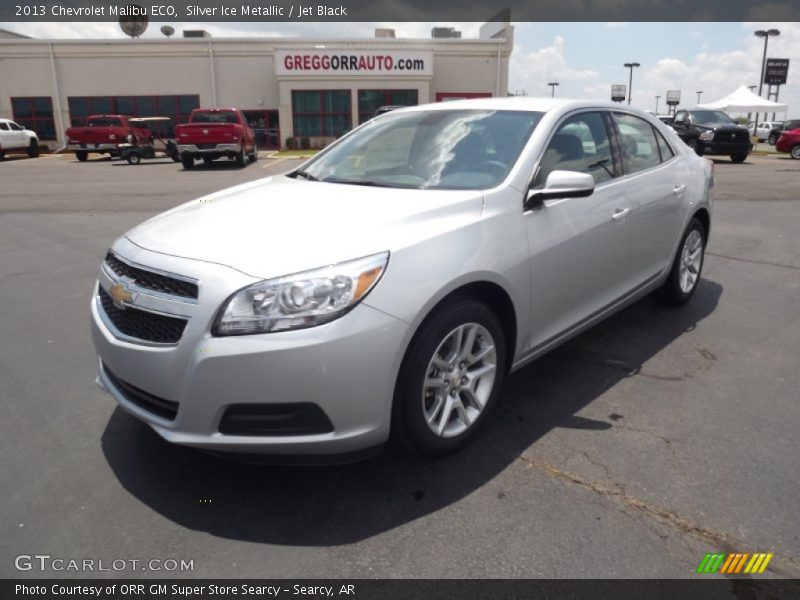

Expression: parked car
xmin=768 ymin=119 xmax=800 ymax=145
xmin=670 ymin=109 xmax=752 ymax=162
xmin=91 ymin=98 xmax=713 ymax=460
xmin=0 ymin=118 xmax=40 ymax=159
xmin=175 ymin=108 xmax=257 ymax=169
xmin=749 ymin=121 xmax=784 ymax=142
xmin=65 ymin=115 xmax=151 ymax=162
xmin=775 ymin=125 xmax=800 ymax=159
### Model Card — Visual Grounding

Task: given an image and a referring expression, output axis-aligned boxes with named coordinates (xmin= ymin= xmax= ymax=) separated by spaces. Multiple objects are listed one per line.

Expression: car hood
xmin=695 ymin=123 xmax=748 ymax=132
xmin=125 ymin=175 xmax=484 ymax=279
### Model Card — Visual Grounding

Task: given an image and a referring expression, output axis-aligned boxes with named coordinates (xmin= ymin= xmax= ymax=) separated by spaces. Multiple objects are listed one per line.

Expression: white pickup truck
xmin=0 ymin=119 xmax=40 ymax=159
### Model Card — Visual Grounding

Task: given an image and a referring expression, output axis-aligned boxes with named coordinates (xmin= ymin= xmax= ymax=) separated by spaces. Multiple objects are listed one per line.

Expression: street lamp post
xmin=547 ymin=82 xmax=559 ymax=97
xmin=654 ymin=95 xmax=660 ymax=114
xmin=696 ymin=90 xmax=703 ymax=104
xmin=623 ymin=62 xmax=640 ymax=105
xmin=753 ymin=29 xmax=780 ymax=143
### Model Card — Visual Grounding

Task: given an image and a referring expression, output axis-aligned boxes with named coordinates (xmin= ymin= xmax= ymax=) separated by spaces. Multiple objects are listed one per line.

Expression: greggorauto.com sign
xmin=276 ymin=50 xmax=433 ymax=76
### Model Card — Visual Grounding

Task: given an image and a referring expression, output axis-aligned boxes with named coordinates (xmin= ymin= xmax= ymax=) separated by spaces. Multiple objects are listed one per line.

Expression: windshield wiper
xmin=322 ymin=177 xmax=401 ymax=188
xmin=291 ymin=170 xmax=319 ymax=181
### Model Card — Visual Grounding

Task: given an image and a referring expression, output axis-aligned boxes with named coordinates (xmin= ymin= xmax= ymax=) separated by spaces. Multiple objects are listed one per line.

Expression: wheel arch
xmin=397 ymin=279 xmax=519 ymax=377
xmin=692 ymin=207 xmax=711 ymax=239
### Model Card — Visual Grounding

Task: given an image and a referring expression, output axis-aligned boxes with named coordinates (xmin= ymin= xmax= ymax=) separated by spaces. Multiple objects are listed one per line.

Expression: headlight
xmin=699 ymin=131 xmax=714 ymax=141
xmin=213 ymin=252 xmax=389 ymax=336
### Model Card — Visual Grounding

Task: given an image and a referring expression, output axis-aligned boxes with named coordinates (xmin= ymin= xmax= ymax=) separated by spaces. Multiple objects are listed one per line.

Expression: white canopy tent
xmin=697 ymin=85 xmax=787 ymax=113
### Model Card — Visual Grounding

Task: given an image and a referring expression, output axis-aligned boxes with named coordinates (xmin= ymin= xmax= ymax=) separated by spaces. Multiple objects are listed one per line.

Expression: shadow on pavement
xmin=102 ymin=279 xmax=722 ymax=546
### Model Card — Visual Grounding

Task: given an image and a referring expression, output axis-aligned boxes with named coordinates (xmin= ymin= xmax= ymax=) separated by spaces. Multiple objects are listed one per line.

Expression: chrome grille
xmin=104 ymin=252 xmax=198 ymax=299
xmin=98 ymin=286 xmax=187 ymax=344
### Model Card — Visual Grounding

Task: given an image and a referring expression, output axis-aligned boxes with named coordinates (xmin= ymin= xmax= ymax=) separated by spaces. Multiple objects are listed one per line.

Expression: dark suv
xmin=670 ymin=109 xmax=752 ymax=163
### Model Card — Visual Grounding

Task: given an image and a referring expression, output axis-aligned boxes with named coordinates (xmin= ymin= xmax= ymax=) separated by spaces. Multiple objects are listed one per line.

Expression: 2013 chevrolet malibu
xmin=91 ymin=98 xmax=713 ymax=460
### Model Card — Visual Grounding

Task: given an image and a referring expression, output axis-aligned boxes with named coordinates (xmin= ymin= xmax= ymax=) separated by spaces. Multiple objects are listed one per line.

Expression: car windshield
xmin=691 ymin=111 xmax=734 ymax=125
xmin=192 ymin=111 xmax=238 ymax=124
xmin=296 ymin=109 xmax=543 ymax=190
xmin=87 ymin=118 xmax=122 ymax=127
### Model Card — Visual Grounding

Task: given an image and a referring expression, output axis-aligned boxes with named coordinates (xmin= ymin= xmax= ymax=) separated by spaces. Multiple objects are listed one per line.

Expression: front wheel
xmin=235 ymin=145 xmax=246 ymax=168
xmin=392 ymin=297 xmax=506 ymax=457
xmin=248 ymin=142 xmax=258 ymax=163
xmin=791 ymin=145 xmax=800 ymax=160
xmin=768 ymin=133 xmax=779 ymax=145
xmin=653 ymin=218 xmax=706 ymax=306
xmin=75 ymin=150 xmax=88 ymax=162
xmin=730 ymin=153 xmax=747 ymax=163
xmin=126 ymin=153 xmax=141 ymax=165
xmin=181 ymin=154 xmax=194 ymax=169
xmin=27 ymin=139 xmax=40 ymax=158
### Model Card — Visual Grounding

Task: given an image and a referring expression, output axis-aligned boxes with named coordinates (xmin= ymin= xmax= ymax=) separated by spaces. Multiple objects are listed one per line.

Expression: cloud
xmin=509 ymin=36 xmax=599 ymax=98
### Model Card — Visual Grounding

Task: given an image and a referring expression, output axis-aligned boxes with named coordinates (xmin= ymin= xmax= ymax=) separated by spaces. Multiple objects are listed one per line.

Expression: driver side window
xmin=535 ymin=111 xmax=614 ymax=187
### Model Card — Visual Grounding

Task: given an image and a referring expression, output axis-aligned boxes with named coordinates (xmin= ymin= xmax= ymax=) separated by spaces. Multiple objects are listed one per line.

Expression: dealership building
xmin=0 ymin=21 xmax=513 ymax=149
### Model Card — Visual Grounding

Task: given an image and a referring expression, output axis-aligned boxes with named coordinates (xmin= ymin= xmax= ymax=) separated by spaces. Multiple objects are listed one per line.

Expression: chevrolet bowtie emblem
xmin=109 ymin=282 xmax=134 ymax=309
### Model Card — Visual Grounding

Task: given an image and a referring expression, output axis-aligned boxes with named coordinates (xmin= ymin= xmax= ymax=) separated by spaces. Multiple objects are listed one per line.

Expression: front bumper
xmin=90 ymin=243 xmax=408 ymax=456
xmin=699 ymin=141 xmax=752 ymax=156
xmin=177 ymin=143 xmax=242 ymax=154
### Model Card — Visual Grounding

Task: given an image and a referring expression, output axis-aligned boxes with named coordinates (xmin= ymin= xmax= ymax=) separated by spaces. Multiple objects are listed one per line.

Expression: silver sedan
xmin=91 ymin=98 xmax=713 ymax=460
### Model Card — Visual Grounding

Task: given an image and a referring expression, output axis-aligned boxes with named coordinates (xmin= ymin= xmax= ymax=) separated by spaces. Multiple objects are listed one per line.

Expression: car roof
xmin=394 ymin=96 xmax=657 ymax=118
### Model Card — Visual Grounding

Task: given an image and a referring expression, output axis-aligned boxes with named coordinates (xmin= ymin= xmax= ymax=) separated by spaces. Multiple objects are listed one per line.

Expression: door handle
xmin=611 ymin=208 xmax=630 ymax=222
xmin=673 ymin=184 xmax=687 ymax=195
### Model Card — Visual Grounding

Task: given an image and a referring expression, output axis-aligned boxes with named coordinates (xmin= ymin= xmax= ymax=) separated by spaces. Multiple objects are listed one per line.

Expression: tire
xmin=75 ymin=150 xmax=88 ymax=162
xmin=170 ymin=152 xmax=181 ymax=163
xmin=127 ymin=153 xmax=141 ymax=165
xmin=27 ymin=139 xmax=40 ymax=158
xmin=768 ymin=133 xmax=779 ymax=145
xmin=181 ymin=154 xmax=194 ymax=169
xmin=392 ymin=297 xmax=507 ymax=457
xmin=248 ymin=142 xmax=258 ymax=163
xmin=653 ymin=218 xmax=706 ymax=306
xmin=235 ymin=145 xmax=246 ymax=168
xmin=791 ymin=145 xmax=800 ymax=160
xmin=730 ymin=153 xmax=747 ymax=163
xmin=0 ymin=151 xmax=5 ymax=160
xmin=686 ymin=139 xmax=703 ymax=156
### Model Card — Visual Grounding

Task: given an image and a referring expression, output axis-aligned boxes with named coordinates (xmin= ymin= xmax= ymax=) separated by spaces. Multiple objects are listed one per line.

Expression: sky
xmin=1 ymin=21 xmax=797 ymax=117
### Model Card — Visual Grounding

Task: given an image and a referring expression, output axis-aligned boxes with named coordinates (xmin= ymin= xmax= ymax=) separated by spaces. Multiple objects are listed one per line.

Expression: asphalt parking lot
xmin=1 ymin=151 xmax=799 ymax=579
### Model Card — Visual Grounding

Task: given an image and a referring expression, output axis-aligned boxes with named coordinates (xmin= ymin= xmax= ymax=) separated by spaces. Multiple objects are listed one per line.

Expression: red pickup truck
xmin=175 ymin=108 xmax=257 ymax=169
xmin=65 ymin=115 xmax=151 ymax=162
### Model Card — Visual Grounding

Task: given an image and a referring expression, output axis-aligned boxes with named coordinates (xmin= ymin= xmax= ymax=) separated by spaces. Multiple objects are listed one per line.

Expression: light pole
xmin=654 ymin=95 xmax=660 ymax=114
xmin=547 ymin=82 xmax=559 ymax=97
xmin=624 ymin=62 xmax=640 ymax=105
xmin=754 ymin=29 xmax=780 ymax=142
xmin=696 ymin=90 xmax=703 ymax=104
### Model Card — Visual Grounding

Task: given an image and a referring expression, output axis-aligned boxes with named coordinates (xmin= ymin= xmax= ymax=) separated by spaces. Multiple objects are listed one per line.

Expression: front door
xmin=524 ymin=110 xmax=633 ymax=352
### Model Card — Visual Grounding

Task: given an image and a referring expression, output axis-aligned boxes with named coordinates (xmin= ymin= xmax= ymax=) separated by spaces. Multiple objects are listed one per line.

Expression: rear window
xmin=191 ymin=111 xmax=239 ymax=124
xmin=87 ymin=117 xmax=122 ymax=127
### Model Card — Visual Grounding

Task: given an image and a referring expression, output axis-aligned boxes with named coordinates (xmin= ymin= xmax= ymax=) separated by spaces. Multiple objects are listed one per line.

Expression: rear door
xmin=524 ymin=110 xmax=635 ymax=351
xmin=610 ymin=112 xmax=686 ymax=284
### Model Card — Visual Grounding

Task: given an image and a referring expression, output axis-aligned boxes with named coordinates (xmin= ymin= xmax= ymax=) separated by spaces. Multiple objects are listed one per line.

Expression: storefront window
xmin=11 ymin=97 xmax=56 ymax=140
xmin=292 ymin=90 xmax=351 ymax=137
xmin=357 ymin=90 xmax=418 ymax=124
xmin=67 ymin=95 xmax=200 ymax=132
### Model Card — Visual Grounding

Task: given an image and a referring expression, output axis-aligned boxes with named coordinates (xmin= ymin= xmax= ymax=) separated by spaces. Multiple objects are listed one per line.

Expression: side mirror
xmin=526 ymin=170 xmax=595 ymax=210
